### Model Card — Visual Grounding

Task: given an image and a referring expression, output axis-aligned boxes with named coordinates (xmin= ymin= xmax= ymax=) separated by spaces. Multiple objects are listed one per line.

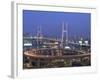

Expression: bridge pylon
xmin=61 ymin=22 xmax=68 ymax=48
xmin=36 ymin=26 xmax=43 ymax=48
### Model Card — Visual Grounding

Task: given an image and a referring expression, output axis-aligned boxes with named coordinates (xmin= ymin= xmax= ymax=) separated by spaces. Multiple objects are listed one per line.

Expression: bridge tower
xmin=36 ymin=26 xmax=43 ymax=48
xmin=37 ymin=26 xmax=43 ymax=38
xmin=61 ymin=22 xmax=68 ymax=48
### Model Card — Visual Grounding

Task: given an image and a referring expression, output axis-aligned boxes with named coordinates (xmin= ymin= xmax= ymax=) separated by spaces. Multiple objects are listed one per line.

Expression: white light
xmin=43 ymin=45 xmax=46 ymax=48
xmin=85 ymin=41 xmax=88 ymax=44
xmin=79 ymin=41 xmax=82 ymax=44
xmin=24 ymin=43 xmax=32 ymax=46
xmin=54 ymin=42 xmax=58 ymax=44
xmin=65 ymin=46 xmax=71 ymax=49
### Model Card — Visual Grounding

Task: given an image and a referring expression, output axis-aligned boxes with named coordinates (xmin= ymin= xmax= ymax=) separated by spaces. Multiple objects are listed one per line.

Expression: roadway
xmin=24 ymin=36 xmax=90 ymax=46
xmin=24 ymin=51 xmax=90 ymax=59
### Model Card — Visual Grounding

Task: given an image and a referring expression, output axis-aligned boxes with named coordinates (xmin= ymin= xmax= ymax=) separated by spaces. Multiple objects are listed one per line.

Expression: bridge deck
xmin=24 ymin=52 xmax=90 ymax=59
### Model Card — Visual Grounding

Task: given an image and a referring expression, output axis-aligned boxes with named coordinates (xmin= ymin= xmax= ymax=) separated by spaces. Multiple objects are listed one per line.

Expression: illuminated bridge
xmin=23 ymin=23 xmax=91 ymax=69
xmin=23 ymin=48 xmax=91 ymax=68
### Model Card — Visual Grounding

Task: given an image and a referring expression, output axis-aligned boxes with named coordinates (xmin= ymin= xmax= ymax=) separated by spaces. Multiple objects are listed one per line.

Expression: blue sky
xmin=23 ymin=10 xmax=91 ymax=40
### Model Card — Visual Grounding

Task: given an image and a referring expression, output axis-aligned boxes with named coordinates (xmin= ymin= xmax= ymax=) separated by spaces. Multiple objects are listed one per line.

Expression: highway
xmin=24 ymin=51 xmax=90 ymax=59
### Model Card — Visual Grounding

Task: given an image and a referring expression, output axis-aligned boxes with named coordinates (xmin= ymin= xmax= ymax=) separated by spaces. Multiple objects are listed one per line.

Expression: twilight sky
xmin=23 ymin=10 xmax=91 ymax=40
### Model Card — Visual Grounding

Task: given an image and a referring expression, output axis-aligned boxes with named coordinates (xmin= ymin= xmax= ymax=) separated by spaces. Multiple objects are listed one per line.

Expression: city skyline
xmin=23 ymin=10 xmax=91 ymax=40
